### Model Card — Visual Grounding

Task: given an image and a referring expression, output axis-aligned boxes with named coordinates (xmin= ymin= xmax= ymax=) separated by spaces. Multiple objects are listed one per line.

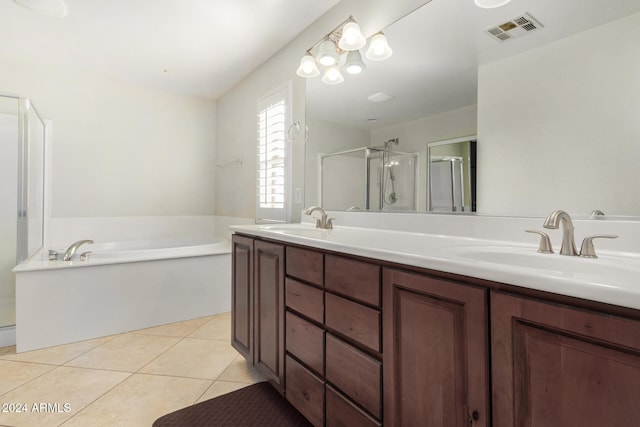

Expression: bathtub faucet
xmin=63 ymin=240 xmax=94 ymax=261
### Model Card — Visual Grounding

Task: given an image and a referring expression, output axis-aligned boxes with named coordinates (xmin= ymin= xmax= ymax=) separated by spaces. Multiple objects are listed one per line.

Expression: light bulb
xmin=321 ymin=66 xmax=344 ymax=85
xmin=318 ymin=39 xmax=339 ymax=67
xmin=344 ymin=50 xmax=366 ymax=75
xmin=338 ymin=21 xmax=366 ymax=51
xmin=296 ymin=54 xmax=320 ymax=78
xmin=366 ymin=33 xmax=392 ymax=61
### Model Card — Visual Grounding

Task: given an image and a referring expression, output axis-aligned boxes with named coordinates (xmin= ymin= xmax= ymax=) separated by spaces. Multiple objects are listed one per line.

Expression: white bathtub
xmin=14 ymin=237 xmax=231 ymax=352
xmin=71 ymin=237 xmax=229 ymax=262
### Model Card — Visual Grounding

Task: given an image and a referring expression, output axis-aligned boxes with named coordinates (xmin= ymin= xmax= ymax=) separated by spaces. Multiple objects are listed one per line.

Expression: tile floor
xmin=0 ymin=312 xmax=265 ymax=427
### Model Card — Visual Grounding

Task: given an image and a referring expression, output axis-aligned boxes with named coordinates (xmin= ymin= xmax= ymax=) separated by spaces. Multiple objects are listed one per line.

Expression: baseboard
xmin=0 ymin=325 xmax=16 ymax=348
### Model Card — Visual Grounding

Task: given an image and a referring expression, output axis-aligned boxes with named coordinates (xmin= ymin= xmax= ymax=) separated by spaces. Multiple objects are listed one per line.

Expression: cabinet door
xmin=383 ymin=268 xmax=489 ymax=427
xmin=231 ymin=235 xmax=253 ymax=362
xmin=254 ymin=240 xmax=285 ymax=392
xmin=491 ymin=291 xmax=640 ymax=427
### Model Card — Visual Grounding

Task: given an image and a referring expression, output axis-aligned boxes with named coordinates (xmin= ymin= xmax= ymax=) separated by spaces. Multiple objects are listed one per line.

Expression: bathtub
xmin=13 ymin=237 xmax=231 ymax=352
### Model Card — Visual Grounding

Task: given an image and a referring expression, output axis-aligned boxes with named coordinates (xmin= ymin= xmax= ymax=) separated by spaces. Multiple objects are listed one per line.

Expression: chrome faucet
xmin=304 ymin=206 xmax=333 ymax=229
xmin=543 ymin=210 xmax=577 ymax=256
xmin=63 ymin=239 xmax=94 ymax=261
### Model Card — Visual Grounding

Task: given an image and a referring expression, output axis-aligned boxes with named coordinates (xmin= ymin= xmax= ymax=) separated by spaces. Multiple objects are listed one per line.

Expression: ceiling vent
xmin=486 ymin=13 xmax=543 ymax=42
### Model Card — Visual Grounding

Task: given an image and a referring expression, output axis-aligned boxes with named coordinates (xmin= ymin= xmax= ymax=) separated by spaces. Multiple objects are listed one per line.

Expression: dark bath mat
xmin=152 ymin=381 xmax=312 ymax=427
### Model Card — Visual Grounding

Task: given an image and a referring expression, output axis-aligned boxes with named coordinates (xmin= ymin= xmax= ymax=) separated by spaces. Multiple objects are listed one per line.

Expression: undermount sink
xmin=261 ymin=223 xmax=331 ymax=237
xmin=450 ymin=245 xmax=640 ymax=277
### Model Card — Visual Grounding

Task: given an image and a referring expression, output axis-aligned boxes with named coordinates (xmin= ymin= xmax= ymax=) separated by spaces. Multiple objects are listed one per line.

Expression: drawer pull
xmin=303 ymin=392 xmax=310 ymax=401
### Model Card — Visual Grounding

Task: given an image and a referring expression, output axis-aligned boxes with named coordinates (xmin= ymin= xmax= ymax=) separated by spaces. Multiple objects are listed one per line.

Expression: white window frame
xmin=256 ymin=81 xmax=293 ymax=223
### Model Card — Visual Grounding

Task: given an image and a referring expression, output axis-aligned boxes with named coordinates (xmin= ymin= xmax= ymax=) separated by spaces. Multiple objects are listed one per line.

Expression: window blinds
xmin=256 ymin=84 xmax=290 ymax=222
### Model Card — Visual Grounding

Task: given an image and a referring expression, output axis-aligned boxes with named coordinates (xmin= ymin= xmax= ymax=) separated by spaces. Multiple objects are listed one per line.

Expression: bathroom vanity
xmin=230 ymin=222 xmax=640 ymax=427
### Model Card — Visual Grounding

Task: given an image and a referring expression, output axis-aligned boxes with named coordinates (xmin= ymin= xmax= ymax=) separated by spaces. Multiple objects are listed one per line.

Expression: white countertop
xmin=230 ymin=223 xmax=640 ymax=311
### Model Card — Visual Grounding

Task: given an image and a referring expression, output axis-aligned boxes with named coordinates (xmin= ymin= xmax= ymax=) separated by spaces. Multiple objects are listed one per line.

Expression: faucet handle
xmin=579 ymin=234 xmax=618 ymax=258
xmin=525 ymin=229 xmax=554 ymax=254
xmin=326 ymin=218 xmax=335 ymax=229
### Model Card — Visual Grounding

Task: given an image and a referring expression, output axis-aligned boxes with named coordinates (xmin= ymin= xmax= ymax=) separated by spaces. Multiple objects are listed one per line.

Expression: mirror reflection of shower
xmin=427 ymin=136 xmax=477 ymax=213
xmin=380 ymin=138 xmax=399 ymax=206
xmin=319 ymin=137 xmax=418 ymax=211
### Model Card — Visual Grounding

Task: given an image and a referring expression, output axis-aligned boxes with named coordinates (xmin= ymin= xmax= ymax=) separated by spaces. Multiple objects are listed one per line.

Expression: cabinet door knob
xmin=472 ymin=410 xmax=480 ymax=421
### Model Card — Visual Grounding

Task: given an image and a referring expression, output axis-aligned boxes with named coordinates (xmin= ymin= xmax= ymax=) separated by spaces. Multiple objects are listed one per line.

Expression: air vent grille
xmin=486 ymin=12 xmax=543 ymax=42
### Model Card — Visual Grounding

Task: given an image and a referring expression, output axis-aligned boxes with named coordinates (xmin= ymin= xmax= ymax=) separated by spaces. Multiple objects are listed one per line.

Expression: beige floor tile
xmin=0 ymin=336 xmax=116 ymax=366
xmin=217 ymin=355 xmax=266 ymax=384
xmin=188 ymin=311 xmax=231 ymax=341
xmin=60 ymin=373 xmax=211 ymax=427
xmin=0 ymin=360 xmax=56 ymax=395
xmin=0 ymin=345 xmax=16 ymax=357
xmin=197 ymin=380 xmax=253 ymax=402
xmin=140 ymin=337 xmax=238 ymax=379
xmin=0 ymin=366 xmax=129 ymax=427
xmin=65 ymin=334 xmax=180 ymax=372
xmin=132 ymin=316 xmax=213 ymax=338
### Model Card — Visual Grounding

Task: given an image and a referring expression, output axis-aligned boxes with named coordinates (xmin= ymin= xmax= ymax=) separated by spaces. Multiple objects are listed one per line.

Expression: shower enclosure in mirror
xmin=427 ymin=136 xmax=477 ymax=213
xmin=319 ymin=146 xmax=418 ymax=211
xmin=0 ymin=94 xmax=46 ymax=333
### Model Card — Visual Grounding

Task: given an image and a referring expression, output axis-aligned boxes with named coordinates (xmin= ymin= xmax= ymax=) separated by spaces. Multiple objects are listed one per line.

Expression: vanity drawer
xmin=285 ymin=355 xmax=325 ymax=427
xmin=286 ymin=247 xmax=324 ymax=286
xmin=326 ymin=384 xmax=381 ymax=427
xmin=325 ymin=293 xmax=381 ymax=353
xmin=286 ymin=311 xmax=324 ymax=375
xmin=325 ymin=334 xmax=382 ymax=419
xmin=285 ymin=278 xmax=323 ymax=323
xmin=325 ymin=255 xmax=381 ymax=307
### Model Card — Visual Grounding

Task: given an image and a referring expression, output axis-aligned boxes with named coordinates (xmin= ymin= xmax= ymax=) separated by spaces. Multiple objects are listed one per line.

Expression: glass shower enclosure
xmin=0 ymin=95 xmax=46 ymax=332
xmin=319 ymin=147 xmax=418 ymax=211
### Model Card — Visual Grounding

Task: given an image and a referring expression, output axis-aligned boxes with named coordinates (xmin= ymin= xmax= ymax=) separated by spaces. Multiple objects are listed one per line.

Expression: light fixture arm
xmin=303 ymin=15 xmax=357 ymax=55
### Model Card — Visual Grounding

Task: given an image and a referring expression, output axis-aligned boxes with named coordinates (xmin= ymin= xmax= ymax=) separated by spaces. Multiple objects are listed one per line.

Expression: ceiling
xmin=306 ymin=0 xmax=640 ymax=130
xmin=0 ymin=0 xmax=341 ymax=99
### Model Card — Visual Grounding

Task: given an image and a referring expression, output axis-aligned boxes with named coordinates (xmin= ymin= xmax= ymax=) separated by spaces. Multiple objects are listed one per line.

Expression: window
xmin=256 ymin=82 xmax=292 ymax=223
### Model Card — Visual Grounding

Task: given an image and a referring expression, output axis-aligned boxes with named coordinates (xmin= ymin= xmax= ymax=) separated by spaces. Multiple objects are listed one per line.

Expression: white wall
xmin=214 ymin=0 xmax=433 ymax=221
xmin=477 ymin=12 xmax=640 ymax=217
xmin=0 ymin=60 xmax=217 ymax=218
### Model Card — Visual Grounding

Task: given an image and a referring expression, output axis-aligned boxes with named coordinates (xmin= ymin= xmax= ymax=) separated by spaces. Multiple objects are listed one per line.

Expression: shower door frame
xmin=0 ymin=93 xmax=47 ymax=333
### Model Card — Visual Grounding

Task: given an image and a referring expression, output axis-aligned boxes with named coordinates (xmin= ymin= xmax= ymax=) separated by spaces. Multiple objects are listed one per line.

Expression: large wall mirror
xmin=304 ymin=0 xmax=640 ymax=217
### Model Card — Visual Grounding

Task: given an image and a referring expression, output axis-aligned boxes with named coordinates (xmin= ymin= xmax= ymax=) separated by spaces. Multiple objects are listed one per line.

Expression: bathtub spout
xmin=63 ymin=240 xmax=94 ymax=261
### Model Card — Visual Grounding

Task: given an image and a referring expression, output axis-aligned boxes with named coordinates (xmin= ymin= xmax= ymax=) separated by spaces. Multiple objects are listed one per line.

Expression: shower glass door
xmin=0 ymin=96 xmax=19 ymax=329
xmin=0 ymin=95 xmax=45 ymax=329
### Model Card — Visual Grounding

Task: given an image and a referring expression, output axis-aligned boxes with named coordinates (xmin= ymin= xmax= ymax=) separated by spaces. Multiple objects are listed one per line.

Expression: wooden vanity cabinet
xmin=231 ymin=235 xmax=285 ymax=392
xmin=231 ymin=235 xmax=253 ymax=362
xmin=233 ymin=233 xmax=640 ymax=427
xmin=283 ymin=246 xmax=384 ymax=426
xmin=253 ymin=240 xmax=285 ymax=392
xmin=382 ymin=268 xmax=490 ymax=427
xmin=491 ymin=291 xmax=640 ymax=427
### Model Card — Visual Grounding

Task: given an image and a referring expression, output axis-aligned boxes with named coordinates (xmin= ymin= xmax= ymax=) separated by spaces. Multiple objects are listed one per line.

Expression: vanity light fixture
xmin=296 ymin=15 xmax=392 ymax=85
xmin=317 ymin=38 xmax=340 ymax=67
xmin=296 ymin=53 xmax=320 ymax=78
xmin=338 ymin=21 xmax=367 ymax=51
xmin=474 ymin=0 xmax=512 ymax=8
xmin=344 ymin=50 xmax=366 ymax=75
xmin=321 ymin=65 xmax=345 ymax=85
xmin=366 ymin=32 xmax=393 ymax=61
